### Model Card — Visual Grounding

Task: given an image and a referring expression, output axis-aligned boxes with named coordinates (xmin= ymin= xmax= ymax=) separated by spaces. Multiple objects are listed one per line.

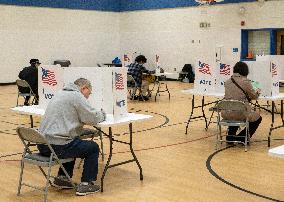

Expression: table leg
xmin=154 ymin=77 xmax=170 ymax=102
xmin=268 ymin=101 xmax=275 ymax=147
xmin=185 ymin=95 xmax=195 ymax=134
xmin=201 ymin=96 xmax=208 ymax=129
xmin=281 ymin=100 xmax=284 ymax=125
xmin=99 ymin=124 xmax=143 ymax=192
xmin=129 ymin=123 xmax=143 ymax=180
xmin=101 ymin=127 xmax=113 ymax=192
xmin=206 ymin=110 xmax=215 ymax=131
xmin=97 ymin=127 xmax=104 ymax=161
xmin=29 ymin=115 xmax=33 ymax=128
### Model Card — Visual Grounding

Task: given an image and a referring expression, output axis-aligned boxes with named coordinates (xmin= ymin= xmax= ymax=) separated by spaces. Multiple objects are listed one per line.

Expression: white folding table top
xmin=259 ymin=93 xmax=284 ymax=101
xmin=11 ymin=106 xmax=152 ymax=127
xmin=181 ymin=88 xmax=224 ymax=98
xmin=268 ymin=145 xmax=284 ymax=159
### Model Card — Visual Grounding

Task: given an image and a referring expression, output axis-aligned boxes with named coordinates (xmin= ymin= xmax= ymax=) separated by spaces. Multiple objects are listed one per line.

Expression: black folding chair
xmin=16 ymin=126 xmax=76 ymax=202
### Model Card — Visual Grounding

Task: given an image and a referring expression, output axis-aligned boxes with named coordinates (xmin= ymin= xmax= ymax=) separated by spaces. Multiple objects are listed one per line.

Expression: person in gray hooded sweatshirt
xmin=37 ymin=78 xmax=106 ymax=196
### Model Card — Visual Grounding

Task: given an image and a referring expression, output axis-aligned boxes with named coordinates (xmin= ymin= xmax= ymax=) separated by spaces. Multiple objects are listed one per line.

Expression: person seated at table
xmin=37 ymin=78 xmax=106 ymax=196
xmin=18 ymin=59 xmax=40 ymax=105
xmin=223 ymin=61 xmax=262 ymax=143
xmin=127 ymin=55 xmax=155 ymax=100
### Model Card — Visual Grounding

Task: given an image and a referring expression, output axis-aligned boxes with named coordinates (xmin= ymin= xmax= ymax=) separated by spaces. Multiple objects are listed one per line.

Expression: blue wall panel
xmin=120 ymin=0 xmax=256 ymax=11
xmin=0 ymin=0 xmax=121 ymax=12
xmin=0 ymin=0 xmax=257 ymax=12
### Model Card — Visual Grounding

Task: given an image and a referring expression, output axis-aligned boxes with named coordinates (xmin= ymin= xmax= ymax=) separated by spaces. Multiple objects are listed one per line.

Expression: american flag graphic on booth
xmin=220 ymin=63 xmax=231 ymax=76
xmin=124 ymin=54 xmax=130 ymax=62
xmin=156 ymin=54 xmax=160 ymax=68
xmin=41 ymin=67 xmax=57 ymax=86
xmin=115 ymin=72 xmax=124 ymax=90
xmin=156 ymin=55 xmax=160 ymax=63
xmin=272 ymin=63 xmax=277 ymax=77
xmin=198 ymin=61 xmax=211 ymax=75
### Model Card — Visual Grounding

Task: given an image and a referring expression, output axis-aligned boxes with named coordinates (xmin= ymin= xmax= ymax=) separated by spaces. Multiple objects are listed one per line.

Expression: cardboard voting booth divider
xmin=194 ymin=57 xmax=233 ymax=94
xmin=194 ymin=59 xmax=216 ymax=93
xmin=123 ymin=54 xmax=132 ymax=67
xmin=193 ymin=52 xmax=282 ymax=97
xmin=38 ymin=65 xmax=64 ymax=109
xmin=247 ymin=55 xmax=282 ymax=97
xmin=39 ymin=66 xmax=128 ymax=120
xmin=215 ymin=60 xmax=234 ymax=93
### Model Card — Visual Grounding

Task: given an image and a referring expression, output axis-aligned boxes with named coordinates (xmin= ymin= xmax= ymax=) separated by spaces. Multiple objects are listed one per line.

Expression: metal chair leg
xmin=43 ymin=163 xmax=52 ymax=202
xmin=17 ymin=159 xmax=25 ymax=195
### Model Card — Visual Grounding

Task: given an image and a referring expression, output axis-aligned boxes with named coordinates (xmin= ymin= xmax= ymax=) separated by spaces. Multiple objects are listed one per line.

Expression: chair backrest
xmin=16 ymin=126 xmax=46 ymax=144
xmin=215 ymin=100 xmax=247 ymax=112
xmin=182 ymin=64 xmax=193 ymax=73
xmin=16 ymin=79 xmax=32 ymax=89
xmin=127 ymin=74 xmax=136 ymax=88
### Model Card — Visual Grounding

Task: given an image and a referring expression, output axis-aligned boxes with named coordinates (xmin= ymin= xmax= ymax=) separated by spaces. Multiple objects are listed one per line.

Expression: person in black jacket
xmin=18 ymin=59 xmax=40 ymax=105
xmin=179 ymin=64 xmax=195 ymax=83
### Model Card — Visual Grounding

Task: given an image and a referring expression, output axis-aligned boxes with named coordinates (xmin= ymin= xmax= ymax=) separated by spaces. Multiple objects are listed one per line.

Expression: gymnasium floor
xmin=0 ymin=81 xmax=284 ymax=202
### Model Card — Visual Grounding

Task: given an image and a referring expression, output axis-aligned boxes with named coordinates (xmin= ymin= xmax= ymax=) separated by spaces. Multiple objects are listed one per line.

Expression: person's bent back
xmin=18 ymin=59 xmax=40 ymax=105
xmin=223 ymin=61 xmax=262 ymax=143
xmin=37 ymin=78 xmax=106 ymax=196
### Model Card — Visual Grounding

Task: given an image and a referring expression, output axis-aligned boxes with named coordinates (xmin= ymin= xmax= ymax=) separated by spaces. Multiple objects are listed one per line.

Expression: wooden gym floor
xmin=0 ymin=81 xmax=284 ymax=202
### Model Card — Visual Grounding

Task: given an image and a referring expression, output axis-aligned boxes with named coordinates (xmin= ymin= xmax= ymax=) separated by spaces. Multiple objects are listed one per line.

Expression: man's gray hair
xmin=74 ymin=78 xmax=92 ymax=89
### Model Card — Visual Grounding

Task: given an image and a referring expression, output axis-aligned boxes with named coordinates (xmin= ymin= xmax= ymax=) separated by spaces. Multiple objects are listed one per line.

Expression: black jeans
xmin=37 ymin=137 xmax=99 ymax=182
xmin=228 ymin=116 xmax=262 ymax=138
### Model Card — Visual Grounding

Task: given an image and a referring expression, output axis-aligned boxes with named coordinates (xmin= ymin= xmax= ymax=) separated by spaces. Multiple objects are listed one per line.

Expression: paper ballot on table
xmin=251 ymin=80 xmax=260 ymax=90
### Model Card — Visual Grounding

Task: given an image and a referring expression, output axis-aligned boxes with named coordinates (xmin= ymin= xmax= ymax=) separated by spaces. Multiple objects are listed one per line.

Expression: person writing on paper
xmin=37 ymin=78 xmax=106 ymax=196
xmin=18 ymin=59 xmax=40 ymax=105
xmin=127 ymin=55 xmax=154 ymax=100
xmin=223 ymin=61 xmax=262 ymax=143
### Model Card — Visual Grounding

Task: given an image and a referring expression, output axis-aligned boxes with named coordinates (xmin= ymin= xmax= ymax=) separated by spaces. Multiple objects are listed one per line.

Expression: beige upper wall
xmin=1 ymin=1 xmax=284 ymax=83
xmin=119 ymin=1 xmax=284 ymax=72
xmin=0 ymin=5 xmax=120 ymax=83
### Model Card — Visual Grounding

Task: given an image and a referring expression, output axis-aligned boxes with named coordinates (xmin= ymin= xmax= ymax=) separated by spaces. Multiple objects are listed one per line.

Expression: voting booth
xmin=39 ymin=66 xmax=128 ymax=120
xmin=247 ymin=55 xmax=283 ymax=97
xmin=38 ymin=65 xmax=64 ymax=109
xmin=215 ymin=60 xmax=234 ymax=93
xmin=194 ymin=58 xmax=233 ymax=94
xmin=123 ymin=54 xmax=132 ymax=67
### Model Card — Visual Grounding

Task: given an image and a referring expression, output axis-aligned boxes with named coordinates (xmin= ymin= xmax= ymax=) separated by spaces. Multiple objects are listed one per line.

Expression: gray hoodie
xmin=39 ymin=83 xmax=106 ymax=145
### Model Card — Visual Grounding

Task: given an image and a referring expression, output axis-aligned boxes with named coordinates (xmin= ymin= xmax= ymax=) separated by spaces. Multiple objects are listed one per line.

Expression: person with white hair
xmin=37 ymin=78 xmax=106 ymax=196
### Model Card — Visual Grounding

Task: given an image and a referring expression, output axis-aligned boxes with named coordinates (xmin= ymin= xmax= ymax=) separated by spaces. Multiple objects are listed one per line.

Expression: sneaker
xmin=143 ymin=96 xmax=149 ymax=101
xmin=76 ymin=182 xmax=100 ymax=196
xmin=52 ymin=176 xmax=76 ymax=189
xmin=138 ymin=96 xmax=149 ymax=101
xmin=226 ymin=135 xmax=236 ymax=142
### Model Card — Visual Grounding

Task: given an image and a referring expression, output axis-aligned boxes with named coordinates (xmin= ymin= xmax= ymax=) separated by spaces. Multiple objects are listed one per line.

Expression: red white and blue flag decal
xmin=272 ymin=63 xmax=277 ymax=77
xmin=198 ymin=61 xmax=211 ymax=75
xmin=115 ymin=72 xmax=124 ymax=90
xmin=124 ymin=54 xmax=130 ymax=62
xmin=41 ymin=67 xmax=57 ymax=86
xmin=219 ymin=63 xmax=231 ymax=76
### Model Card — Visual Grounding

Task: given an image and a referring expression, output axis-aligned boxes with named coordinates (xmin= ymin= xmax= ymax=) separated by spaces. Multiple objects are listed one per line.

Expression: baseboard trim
xmin=0 ymin=82 xmax=16 ymax=86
